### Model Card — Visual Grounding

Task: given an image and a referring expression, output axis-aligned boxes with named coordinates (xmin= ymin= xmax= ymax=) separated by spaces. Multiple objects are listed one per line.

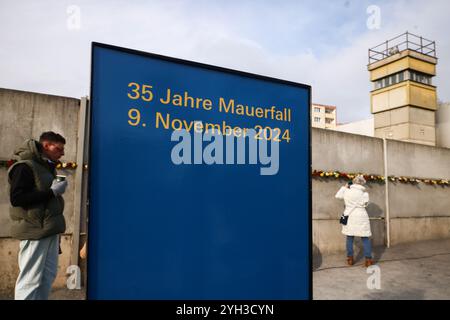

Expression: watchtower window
xmin=373 ymin=69 xmax=432 ymax=90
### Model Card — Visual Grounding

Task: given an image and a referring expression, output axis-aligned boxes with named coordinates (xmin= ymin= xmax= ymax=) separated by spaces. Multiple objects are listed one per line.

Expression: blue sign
xmin=88 ymin=42 xmax=311 ymax=299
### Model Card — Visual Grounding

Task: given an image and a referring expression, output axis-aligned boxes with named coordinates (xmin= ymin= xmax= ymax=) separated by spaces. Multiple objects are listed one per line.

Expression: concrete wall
xmin=386 ymin=140 xmax=450 ymax=245
xmin=0 ymin=88 xmax=79 ymax=160
xmin=312 ymin=128 xmax=450 ymax=255
xmin=312 ymin=129 xmax=386 ymax=255
xmin=0 ymin=88 xmax=82 ymax=295
xmin=1 ymin=88 xmax=449 ymax=293
xmin=437 ymin=102 xmax=450 ymax=149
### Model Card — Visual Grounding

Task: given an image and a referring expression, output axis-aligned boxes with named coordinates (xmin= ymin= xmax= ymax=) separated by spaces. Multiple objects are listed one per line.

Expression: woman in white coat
xmin=335 ymin=175 xmax=373 ymax=267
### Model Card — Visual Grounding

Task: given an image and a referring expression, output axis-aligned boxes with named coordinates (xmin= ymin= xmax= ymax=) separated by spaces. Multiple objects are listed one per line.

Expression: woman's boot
xmin=364 ymin=258 xmax=374 ymax=267
xmin=346 ymin=256 xmax=354 ymax=266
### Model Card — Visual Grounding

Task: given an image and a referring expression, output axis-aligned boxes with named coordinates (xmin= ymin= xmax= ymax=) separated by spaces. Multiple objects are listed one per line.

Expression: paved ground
xmin=313 ymin=238 xmax=450 ymax=300
xmin=2 ymin=239 xmax=450 ymax=300
xmin=0 ymin=287 xmax=86 ymax=300
xmin=49 ymin=287 xmax=86 ymax=300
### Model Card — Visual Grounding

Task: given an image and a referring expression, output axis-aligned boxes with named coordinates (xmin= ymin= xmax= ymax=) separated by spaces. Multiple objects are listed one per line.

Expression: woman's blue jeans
xmin=346 ymin=236 xmax=372 ymax=258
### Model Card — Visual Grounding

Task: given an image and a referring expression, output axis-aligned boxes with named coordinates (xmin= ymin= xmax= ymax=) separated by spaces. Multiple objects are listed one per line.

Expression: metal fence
xmin=368 ymin=31 xmax=436 ymax=64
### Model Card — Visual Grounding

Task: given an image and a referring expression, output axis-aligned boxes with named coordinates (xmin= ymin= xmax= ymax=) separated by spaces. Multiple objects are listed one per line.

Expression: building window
xmin=389 ymin=75 xmax=395 ymax=85
xmin=314 ymin=107 xmax=321 ymax=113
xmin=374 ymin=69 xmax=432 ymax=90
xmin=417 ymin=72 xmax=431 ymax=85
xmin=375 ymin=79 xmax=383 ymax=89
xmin=314 ymin=117 xmax=321 ymax=123
xmin=407 ymin=70 xmax=432 ymax=85
xmin=325 ymin=118 xmax=334 ymax=124
xmin=325 ymin=108 xmax=334 ymax=114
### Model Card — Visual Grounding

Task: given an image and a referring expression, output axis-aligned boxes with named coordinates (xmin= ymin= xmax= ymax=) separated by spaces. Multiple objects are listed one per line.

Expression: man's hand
xmin=80 ymin=242 xmax=87 ymax=259
xmin=50 ymin=179 xmax=68 ymax=196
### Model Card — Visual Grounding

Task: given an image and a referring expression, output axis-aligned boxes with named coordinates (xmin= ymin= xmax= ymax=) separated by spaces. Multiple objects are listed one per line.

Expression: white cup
xmin=56 ymin=175 xmax=66 ymax=182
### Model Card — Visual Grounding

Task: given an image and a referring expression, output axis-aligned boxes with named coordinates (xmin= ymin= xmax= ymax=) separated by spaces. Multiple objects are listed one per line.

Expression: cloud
xmin=0 ymin=0 xmax=449 ymax=123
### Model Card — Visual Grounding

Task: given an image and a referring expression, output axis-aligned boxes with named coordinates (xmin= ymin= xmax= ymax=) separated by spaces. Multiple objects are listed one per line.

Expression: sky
xmin=1 ymin=0 xmax=449 ymax=123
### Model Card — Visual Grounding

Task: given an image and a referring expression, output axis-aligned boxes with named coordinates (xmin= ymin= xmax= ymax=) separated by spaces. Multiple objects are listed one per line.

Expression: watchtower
xmin=368 ymin=32 xmax=437 ymax=145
